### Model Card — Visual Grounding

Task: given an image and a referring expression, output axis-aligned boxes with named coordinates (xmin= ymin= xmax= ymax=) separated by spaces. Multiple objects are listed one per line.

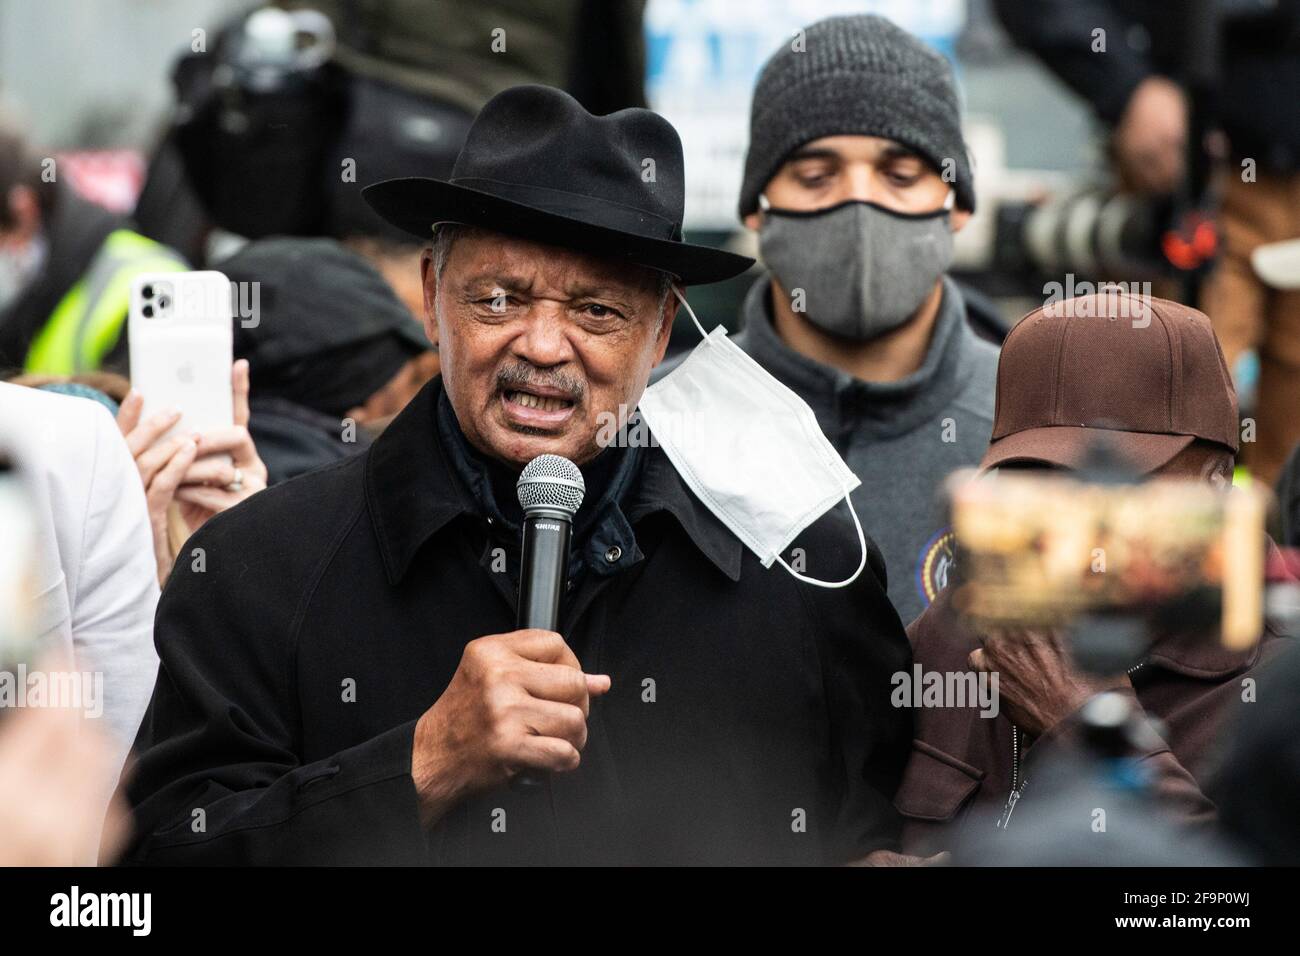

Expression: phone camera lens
xmin=141 ymin=284 xmax=154 ymax=299
xmin=142 ymin=304 xmax=154 ymax=318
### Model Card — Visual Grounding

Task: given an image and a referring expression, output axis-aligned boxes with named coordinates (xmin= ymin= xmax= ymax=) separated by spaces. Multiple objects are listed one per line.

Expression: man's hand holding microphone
xmin=410 ymin=629 xmax=609 ymax=826
xmin=411 ymin=454 xmax=600 ymax=824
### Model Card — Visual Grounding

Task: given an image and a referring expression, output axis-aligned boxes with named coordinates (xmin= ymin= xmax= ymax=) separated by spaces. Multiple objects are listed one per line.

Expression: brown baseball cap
xmin=981 ymin=291 xmax=1239 ymax=473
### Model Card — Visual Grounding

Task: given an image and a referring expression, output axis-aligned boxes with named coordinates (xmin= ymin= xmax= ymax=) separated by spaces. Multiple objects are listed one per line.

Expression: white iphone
xmin=128 ymin=271 xmax=234 ymax=455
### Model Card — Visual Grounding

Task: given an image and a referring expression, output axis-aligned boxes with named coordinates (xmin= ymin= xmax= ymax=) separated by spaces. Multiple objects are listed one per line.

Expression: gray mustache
xmin=495 ymin=365 xmax=586 ymax=401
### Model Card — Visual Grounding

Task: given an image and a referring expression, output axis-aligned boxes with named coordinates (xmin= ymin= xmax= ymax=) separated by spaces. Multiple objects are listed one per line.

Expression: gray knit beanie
xmin=739 ymin=14 xmax=975 ymax=218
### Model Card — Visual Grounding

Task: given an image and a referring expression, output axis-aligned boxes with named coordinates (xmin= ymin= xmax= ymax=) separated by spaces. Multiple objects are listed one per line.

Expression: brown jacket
xmin=896 ymin=586 xmax=1282 ymax=857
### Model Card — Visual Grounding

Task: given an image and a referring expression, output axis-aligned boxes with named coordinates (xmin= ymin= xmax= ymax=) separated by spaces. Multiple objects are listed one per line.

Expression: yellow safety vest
xmin=24 ymin=229 xmax=187 ymax=374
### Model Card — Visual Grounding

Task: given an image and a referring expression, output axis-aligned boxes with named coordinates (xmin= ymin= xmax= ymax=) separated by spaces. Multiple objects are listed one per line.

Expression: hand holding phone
xmin=123 ymin=273 xmax=268 ymax=580
xmin=118 ymin=358 xmax=269 ymax=584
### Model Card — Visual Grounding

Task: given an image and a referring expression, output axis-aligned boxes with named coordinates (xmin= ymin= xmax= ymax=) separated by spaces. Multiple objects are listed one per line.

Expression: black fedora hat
xmin=361 ymin=85 xmax=753 ymax=285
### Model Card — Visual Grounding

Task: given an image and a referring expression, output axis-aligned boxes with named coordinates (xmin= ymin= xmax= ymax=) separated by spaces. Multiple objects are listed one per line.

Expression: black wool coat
xmin=125 ymin=377 xmax=912 ymax=865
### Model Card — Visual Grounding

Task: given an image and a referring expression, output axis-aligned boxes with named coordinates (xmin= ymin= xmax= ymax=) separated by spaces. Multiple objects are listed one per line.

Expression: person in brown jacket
xmin=893 ymin=291 xmax=1284 ymax=860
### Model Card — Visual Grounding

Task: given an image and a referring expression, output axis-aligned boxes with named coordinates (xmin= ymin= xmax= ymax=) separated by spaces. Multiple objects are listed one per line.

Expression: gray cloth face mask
xmin=757 ymin=198 xmax=954 ymax=339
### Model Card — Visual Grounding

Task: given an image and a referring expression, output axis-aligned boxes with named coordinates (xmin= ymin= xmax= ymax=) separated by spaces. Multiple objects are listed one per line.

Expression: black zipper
xmin=995 ymin=727 xmax=1024 ymax=829
xmin=996 ymin=659 xmax=1146 ymax=831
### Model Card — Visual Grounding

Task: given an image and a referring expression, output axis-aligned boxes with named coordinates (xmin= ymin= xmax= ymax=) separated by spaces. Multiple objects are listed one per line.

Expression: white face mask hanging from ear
xmin=637 ymin=289 xmax=868 ymax=588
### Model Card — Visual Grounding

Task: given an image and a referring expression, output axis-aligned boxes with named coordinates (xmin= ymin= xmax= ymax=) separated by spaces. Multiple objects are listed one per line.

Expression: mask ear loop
xmin=672 ymin=286 xmax=708 ymax=339
xmin=774 ymin=490 xmax=868 ymax=588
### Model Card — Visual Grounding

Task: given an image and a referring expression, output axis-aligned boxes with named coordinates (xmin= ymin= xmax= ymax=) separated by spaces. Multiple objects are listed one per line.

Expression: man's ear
xmin=651 ymin=286 xmax=681 ymax=367
xmin=950 ymin=208 xmax=972 ymax=234
xmin=418 ymin=248 xmax=439 ymax=345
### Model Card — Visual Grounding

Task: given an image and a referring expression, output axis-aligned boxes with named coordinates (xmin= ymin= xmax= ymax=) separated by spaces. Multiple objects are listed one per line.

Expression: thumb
xmin=116 ymin=390 xmax=142 ymax=436
xmin=585 ymin=673 xmax=611 ymax=696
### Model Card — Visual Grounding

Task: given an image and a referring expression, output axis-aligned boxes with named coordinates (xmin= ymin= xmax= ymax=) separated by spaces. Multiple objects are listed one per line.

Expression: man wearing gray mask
xmin=730 ymin=14 xmax=998 ymax=625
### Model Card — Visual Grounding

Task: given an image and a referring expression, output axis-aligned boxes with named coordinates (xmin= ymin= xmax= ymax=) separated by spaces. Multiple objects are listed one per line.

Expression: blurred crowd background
xmin=1 ymin=0 xmax=1299 ymax=869
xmin=5 ymin=0 xmax=1299 ymax=484
xmin=0 ymin=0 xmax=1123 ymax=338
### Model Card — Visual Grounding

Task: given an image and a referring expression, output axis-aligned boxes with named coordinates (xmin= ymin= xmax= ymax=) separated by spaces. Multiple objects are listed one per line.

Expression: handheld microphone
xmin=511 ymin=454 xmax=585 ymax=792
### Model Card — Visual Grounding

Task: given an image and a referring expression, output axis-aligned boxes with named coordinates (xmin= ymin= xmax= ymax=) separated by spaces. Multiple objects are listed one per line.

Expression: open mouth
xmin=500 ymin=387 xmax=579 ymax=427
xmin=503 ymin=390 xmax=574 ymax=413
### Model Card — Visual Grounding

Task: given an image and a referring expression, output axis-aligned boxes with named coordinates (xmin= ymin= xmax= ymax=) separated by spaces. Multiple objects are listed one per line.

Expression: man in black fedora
xmin=124 ymin=85 xmax=911 ymax=865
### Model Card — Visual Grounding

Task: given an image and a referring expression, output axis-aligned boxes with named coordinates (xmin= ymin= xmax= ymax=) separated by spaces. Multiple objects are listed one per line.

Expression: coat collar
xmin=365 ymin=377 xmax=744 ymax=585
xmin=627 ymin=440 xmax=744 ymax=582
xmin=1141 ymin=539 xmax=1288 ymax=678
xmin=365 ymin=378 xmax=472 ymax=585
xmin=435 ymin=384 xmax=646 ymax=581
xmin=1144 ymin=626 xmax=1266 ymax=680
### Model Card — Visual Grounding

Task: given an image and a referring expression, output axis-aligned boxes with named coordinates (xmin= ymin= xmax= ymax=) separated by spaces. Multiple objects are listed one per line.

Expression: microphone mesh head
xmin=517 ymin=454 xmax=585 ymax=515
